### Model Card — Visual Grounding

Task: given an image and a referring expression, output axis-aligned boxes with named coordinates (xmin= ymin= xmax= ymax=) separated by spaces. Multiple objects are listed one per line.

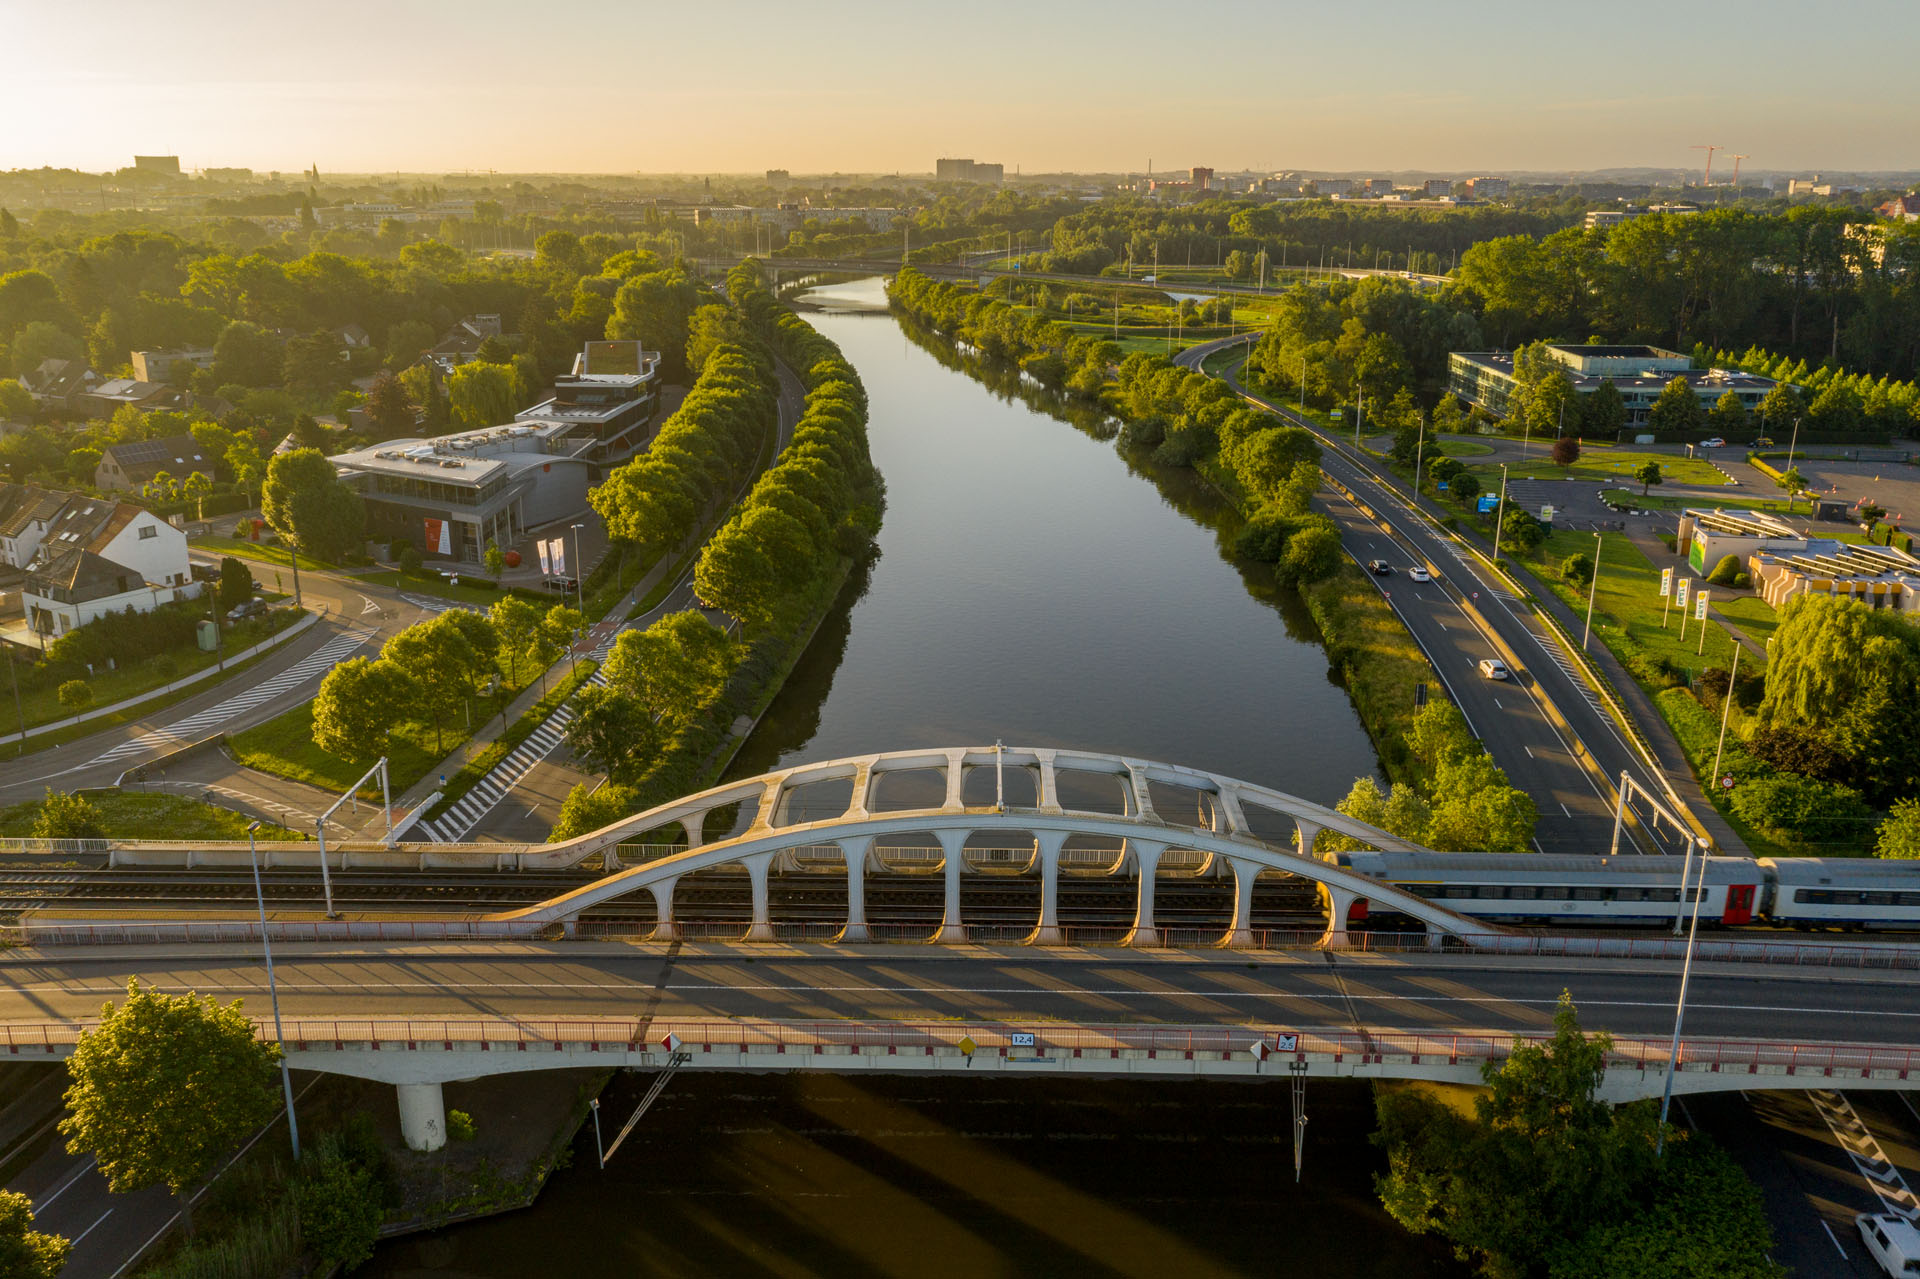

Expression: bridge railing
xmin=4 ymin=1016 xmax=1917 ymax=1083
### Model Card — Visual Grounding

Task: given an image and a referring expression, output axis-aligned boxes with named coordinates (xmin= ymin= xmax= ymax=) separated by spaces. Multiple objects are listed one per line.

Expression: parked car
xmin=1409 ymin=567 xmax=1431 ymax=583
xmin=1478 ymin=658 xmax=1511 ymax=681
xmin=1367 ymin=560 xmax=1394 ymax=576
xmin=1856 ymin=1213 xmax=1920 ymax=1277
xmin=226 ymin=598 xmax=264 ymax=622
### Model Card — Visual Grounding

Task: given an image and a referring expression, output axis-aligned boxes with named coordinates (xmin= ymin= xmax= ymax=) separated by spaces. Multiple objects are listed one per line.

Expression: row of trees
xmin=312 ymin=597 xmax=582 ymax=759
xmin=1323 ymin=701 xmax=1541 ymax=854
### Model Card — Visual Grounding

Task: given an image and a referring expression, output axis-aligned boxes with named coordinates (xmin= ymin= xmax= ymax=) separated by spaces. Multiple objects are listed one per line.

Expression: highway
xmin=1176 ymin=336 xmax=1718 ymax=857
xmin=4 ymin=942 xmax=1920 ymax=1050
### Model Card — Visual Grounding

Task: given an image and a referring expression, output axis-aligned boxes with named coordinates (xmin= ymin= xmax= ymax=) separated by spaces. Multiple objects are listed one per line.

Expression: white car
xmin=1700 ymin=437 xmax=1726 ymax=448
xmin=1478 ymin=658 xmax=1511 ymax=681
xmin=1856 ymin=1213 xmax=1920 ymax=1276
xmin=1409 ymin=567 xmax=1431 ymax=583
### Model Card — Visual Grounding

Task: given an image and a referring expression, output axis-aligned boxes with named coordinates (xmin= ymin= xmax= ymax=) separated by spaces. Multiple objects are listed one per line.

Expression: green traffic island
xmin=0 ymin=790 xmax=307 ymax=844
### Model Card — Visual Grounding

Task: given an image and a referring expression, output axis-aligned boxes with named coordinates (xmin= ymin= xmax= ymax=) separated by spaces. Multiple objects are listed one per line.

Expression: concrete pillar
xmin=744 ymin=854 xmax=775 ymax=942
xmin=602 ymin=844 xmax=623 ymax=872
xmin=1126 ymin=765 xmax=1156 ymax=821
xmin=839 ymin=837 xmax=871 ymax=943
xmin=1225 ymin=856 xmax=1260 ymax=948
xmin=1321 ymin=883 xmax=1360 ymax=949
xmin=648 ymin=875 xmax=680 ymax=942
xmin=397 ymin=1081 xmax=446 ymax=1153
xmin=1214 ymin=787 xmax=1250 ymax=837
xmin=1028 ymin=831 xmax=1067 ymax=945
xmin=942 ymin=752 xmax=966 ymax=811
xmin=1295 ymin=819 xmax=1323 ymax=856
xmin=1125 ymin=840 xmax=1166 ymax=947
xmin=683 ymin=809 xmax=708 ymax=848
xmin=935 ymin=829 xmax=969 ymax=944
xmin=752 ymin=779 xmax=782 ymax=831
xmin=1037 ymin=758 xmax=1062 ymax=813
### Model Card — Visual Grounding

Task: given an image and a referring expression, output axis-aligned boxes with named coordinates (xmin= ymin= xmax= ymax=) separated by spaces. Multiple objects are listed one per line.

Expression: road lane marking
xmin=34 ymin=1157 xmax=98 ymax=1211
xmin=1822 ymin=1219 xmax=1849 ymax=1259
xmin=70 ymin=1208 xmax=112 ymax=1247
xmin=1809 ymin=1089 xmax=1920 ymax=1220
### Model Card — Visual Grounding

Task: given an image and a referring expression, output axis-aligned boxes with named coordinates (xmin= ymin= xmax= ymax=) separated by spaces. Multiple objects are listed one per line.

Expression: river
xmin=363 ymin=277 xmax=1455 ymax=1278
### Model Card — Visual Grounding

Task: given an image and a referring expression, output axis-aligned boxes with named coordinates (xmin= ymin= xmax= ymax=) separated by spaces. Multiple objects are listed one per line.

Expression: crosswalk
xmin=411 ymin=623 xmax=627 ymax=842
xmin=399 ymin=593 xmax=454 ymax=615
xmin=86 ymin=627 xmax=375 ymax=768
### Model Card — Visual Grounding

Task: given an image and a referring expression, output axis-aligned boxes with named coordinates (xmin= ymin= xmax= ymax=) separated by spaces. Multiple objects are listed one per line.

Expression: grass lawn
xmin=1302 ymin=560 xmax=1436 ymax=782
xmin=1470 ymin=449 xmax=1730 ymax=487
xmin=229 ymin=702 xmax=446 ymax=798
xmin=1435 ymin=437 xmax=1494 ymax=457
xmin=1601 ymin=490 xmax=1793 ymax=514
xmin=10 ymin=609 xmax=302 ymax=736
xmin=191 ymin=534 xmax=337 ymax=573
xmin=1715 ymin=595 xmax=1783 ymax=648
xmin=0 ymin=791 xmax=304 ymax=841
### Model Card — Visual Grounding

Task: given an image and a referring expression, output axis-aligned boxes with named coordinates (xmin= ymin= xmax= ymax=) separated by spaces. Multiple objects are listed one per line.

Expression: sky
xmin=6 ymin=0 xmax=1918 ymax=177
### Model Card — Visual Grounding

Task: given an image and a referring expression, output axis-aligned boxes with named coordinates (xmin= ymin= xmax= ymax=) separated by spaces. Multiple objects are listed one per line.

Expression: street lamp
xmin=1786 ymin=415 xmax=1803 ymax=472
xmin=1582 ymin=532 xmax=1603 ymax=651
xmin=1492 ymin=463 xmax=1510 ymax=563
xmin=247 ymin=821 xmax=300 ymax=1160
xmin=1656 ymin=837 xmax=1714 ymax=1157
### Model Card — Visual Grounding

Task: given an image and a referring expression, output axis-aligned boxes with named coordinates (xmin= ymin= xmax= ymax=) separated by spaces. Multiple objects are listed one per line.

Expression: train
xmin=1327 ymin=852 xmax=1920 ymax=932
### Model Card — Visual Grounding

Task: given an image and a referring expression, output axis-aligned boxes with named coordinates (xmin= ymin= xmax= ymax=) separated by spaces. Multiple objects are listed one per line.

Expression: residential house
xmin=0 ymin=484 xmax=70 ymax=569
xmin=18 ymin=495 xmax=194 ymax=637
xmin=1880 ymin=194 xmax=1920 ymax=223
xmin=19 ymin=359 xmax=98 ymax=414
xmin=426 ymin=315 xmax=505 ymax=374
xmin=336 ymin=323 xmax=372 ymax=350
xmin=129 ymin=348 xmax=216 ymax=383
xmin=80 ymin=378 xmax=188 ymax=420
xmin=95 ymin=434 xmax=216 ymax=493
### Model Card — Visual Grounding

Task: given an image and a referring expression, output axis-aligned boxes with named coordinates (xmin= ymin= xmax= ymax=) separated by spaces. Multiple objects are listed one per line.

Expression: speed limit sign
xmin=1720 ymin=775 xmax=1735 ymax=790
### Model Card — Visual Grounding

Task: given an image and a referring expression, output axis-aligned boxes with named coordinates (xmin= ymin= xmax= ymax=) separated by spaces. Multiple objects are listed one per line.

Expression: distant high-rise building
xmin=1424 ymin=179 xmax=1454 ymax=197
xmin=1465 ymin=176 xmax=1509 ymax=198
xmin=202 ymin=167 xmax=253 ymax=182
xmin=936 ymin=158 xmax=1004 ymax=184
xmin=765 ymin=169 xmax=791 ymax=185
xmin=1190 ymin=166 xmax=1214 ymax=191
xmin=132 ymin=155 xmax=180 ymax=176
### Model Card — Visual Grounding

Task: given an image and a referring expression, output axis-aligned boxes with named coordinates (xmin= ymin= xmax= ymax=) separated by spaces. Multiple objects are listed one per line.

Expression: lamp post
xmin=6 ymin=644 xmax=24 ymax=757
xmin=1583 ymin=532 xmax=1603 ymax=651
xmin=247 ymin=821 xmax=300 ymax=1160
xmin=1708 ymin=641 xmax=1742 ymax=792
xmin=1492 ymin=463 xmax=1510 ymax=564
xmin=1656 ymin=837 xmax=1713 ymax=1157
xmin=1786 ymin=414 xmax=1803 ymax=472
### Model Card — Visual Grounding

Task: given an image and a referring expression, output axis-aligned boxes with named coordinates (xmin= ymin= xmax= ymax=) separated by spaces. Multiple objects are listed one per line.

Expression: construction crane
xmin=1690 ymin=144 xmax=1721 ymax=186
xmin=1729 ymin=154 xmax=1750 ymax=189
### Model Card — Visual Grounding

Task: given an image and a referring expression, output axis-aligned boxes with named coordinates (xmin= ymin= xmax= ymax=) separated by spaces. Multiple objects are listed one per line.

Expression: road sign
xmin=1010 ymin=1033 xmax=1035 ymax=1048
xmin=1274 ymin=1033 xmax=1299 ymax=1052
xmin=1248 ymin=1041 xmax=1268 ymax=1061
xmin=1721 ymin=775 xmax=1735 ymax=790
xmin=660 ymin=1032 xmax=682 ymax=1053
xmin=956 ymin=1036 xmax=978 ymax=1056
xmin=1415 ymin=682 xmax=1427 ymax=709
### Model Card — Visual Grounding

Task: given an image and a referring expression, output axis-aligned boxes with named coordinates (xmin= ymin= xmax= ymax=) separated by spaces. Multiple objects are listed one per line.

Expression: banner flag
xmin=536 ymin=539 xmax=551 ymax=574
xmin=550 ymin=537 xmax=567 ymax=576
xmin=1659 ymin=567 xmax=1673 ymax=598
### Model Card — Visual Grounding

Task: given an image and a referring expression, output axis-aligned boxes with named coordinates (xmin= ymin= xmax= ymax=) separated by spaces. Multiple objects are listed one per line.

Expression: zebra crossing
xmin=1807 ymin=1089 xmax=1920 ymax=1220
xmin=399 ymin=593 xmax=454 ymax=614
xmin=87 ymin=627 xmax=375 ymax=768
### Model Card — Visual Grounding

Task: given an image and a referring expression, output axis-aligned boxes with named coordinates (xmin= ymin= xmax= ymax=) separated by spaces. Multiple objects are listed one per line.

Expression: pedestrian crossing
xmin=1807 ymin=1089 xmax=1920 ymax=1221
xmin=399 ymin=593 xmax=453 ymax=614
xmin=86 ymin=627 xmax=375 ymax=768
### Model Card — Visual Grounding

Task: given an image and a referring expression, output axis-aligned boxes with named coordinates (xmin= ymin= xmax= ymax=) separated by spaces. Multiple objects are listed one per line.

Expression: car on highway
xmin=1366 ymin=560 xmax=1393 ymax=576
xmin=1856 ymin=1212 xmax=1920 ymax=1276
xmin=1753 ymin=436 xmax=1775 ymax=447
xmin=1699 ymin=436 xmax=1727 ymax=448
xmin=1409 ymin=567 xmax=1431 ymax=582
xmin=226 ymin=598 xmax=265 ymax=622
xmin=1477 ymin=658 xmax=1510 ymax=681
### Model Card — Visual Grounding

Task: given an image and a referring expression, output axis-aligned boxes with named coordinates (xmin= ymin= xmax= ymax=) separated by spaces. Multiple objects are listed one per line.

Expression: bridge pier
xmin=648 ymin=875 xmax=680 ymax=942
xmin=1125 ymin=840 xmax=1166 ymax=947
xmin=1028 ymin=831 xmax=1067 ymax=945
xmin=839 ymin=837 xmax=871 ymax=943
xmin=397 ymin=1081 xmax=446 ymax=1152
xmin=935 ymin=829 xmax=968 ymax=944
xmin=1295 ymin=819 xmax=1323 ymax=855
xmin=1321 ymin=884 xmax=1359 ymax=948
xmin=745 ymin=854 xmax=776 ymax=942
xmin=1226 ymin=856 xmax=1260 ymax=947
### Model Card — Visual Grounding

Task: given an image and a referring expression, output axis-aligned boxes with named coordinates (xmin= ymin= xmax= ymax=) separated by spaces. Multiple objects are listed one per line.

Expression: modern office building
xmin=333 ymin=341 xmax=661 ymax=562
xmin=132 ymin=155 xmax=181 ymax=176
xmin=1465 ymin=177 xmax=1509 ymax=198
xmin=1447 ymin=344 xmax=1782 ymax=429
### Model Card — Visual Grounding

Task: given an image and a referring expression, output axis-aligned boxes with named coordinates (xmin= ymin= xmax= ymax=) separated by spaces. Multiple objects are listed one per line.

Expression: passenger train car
xmin=1328 ymin=853 xmax=1920 ymax=932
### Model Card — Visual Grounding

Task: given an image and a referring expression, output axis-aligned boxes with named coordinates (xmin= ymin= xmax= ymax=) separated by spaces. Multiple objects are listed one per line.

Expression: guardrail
xmin=3 ymin=1015 xmax=1916 ymax=1084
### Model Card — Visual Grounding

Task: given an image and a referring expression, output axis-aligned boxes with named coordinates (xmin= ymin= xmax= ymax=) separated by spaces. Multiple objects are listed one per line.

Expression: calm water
xmin=728 ymin=275 xmax=1377 ymax=804
xmin=364 ymin=278 xmax=1425 ymax=1278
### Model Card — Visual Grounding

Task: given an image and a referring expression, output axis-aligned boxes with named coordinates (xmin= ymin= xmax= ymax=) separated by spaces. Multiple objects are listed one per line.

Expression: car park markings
xmin=84 ymin=627 xmax=375 ymax=767
xmin=1808 ymin=1089 xmax=1920 ymax=1221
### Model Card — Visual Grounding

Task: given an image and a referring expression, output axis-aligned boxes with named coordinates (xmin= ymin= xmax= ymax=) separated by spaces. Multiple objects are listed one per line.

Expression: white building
xmin=18 ymin=495 xmax=194 ymax=638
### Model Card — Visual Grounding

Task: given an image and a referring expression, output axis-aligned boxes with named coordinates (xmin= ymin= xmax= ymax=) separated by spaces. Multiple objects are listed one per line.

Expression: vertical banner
xmin=536 ymin=539 xmax=551 ymax=575
xmin=437 ymin=519 xmax=452 ymax=557
xmin=423 ymin=518 xmax=440 ymax=556
xmin=1675 ymin=578 xmax=1689 ymax=610
xmin=550 ymin=537 xmax=567 ymax=576
xmin=1695 ymin=589 xmax=1710 ymax=620
xmin=1659 ymin=567 xmax=1673 ymax=598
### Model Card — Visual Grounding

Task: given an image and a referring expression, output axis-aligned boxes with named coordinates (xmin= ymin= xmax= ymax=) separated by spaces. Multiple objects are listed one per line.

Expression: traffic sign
xmin=1721 ymin=776 xmax=1735 ymax=790
xmin=1248 ymin=1040 xmax=1268 ymax=1061
xmin=1010 ymin=1033 xmax=1035 ymax=1048
xmin=1274 ymin=1033 xmax=1299 ymax=1052
xmin=956 ymin=1036 xmax=978 ymax=1056
xmin=660 ymin=1032 xmax=682 ymax=1053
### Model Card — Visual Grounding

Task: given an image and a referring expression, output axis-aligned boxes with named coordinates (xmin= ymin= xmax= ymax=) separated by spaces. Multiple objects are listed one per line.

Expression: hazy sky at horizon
xmin=7 ymin=0 xmax=1917 ymax=176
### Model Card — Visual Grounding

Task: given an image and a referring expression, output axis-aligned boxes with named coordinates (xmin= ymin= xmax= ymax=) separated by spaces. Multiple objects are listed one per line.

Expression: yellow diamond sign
xmin=957 ymin=1036 xmax=977 ymax=1056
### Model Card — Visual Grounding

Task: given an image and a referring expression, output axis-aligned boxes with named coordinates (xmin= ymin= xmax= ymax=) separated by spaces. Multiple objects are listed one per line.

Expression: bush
xmin=1661 ymin=534 xmax=1678 ymax=552
xmin=294 ymin=1149 xmax=384 ymax=1271
xmin=1627 ymin=652 xmax=1682 ymax=689
xmin=448 ymin=1109 xmax=476 ymax=1141
xmin=1697 ymin=664 xmax=1764 ymax=714
xmin=1500 ymin=508 xmax=1546 ymax=553
xmin=1551 ymin=435 xmax=1581 ymax=466
xmin=32 ymin=789 xmax=103 ymax=840
xmin=1707 ymin=553 xmax=1742 ymax=586
xmin=1561 ymin=552 xmax=1595 ymax=587
xmin=1450 ymin=472 xmax=1481 ymax=504
xmin=56 ymin=680 xmax=92 ymax=710
xmin=1730 ymin=772 xmax=1874 ymax=849
xmin=1279 ymin=523 xmax=1343 ymax=584
xmin=1732 ymin=571 xmax=1751 ymax=589
xmin=398 ymin=545 xmax=422 ymax=572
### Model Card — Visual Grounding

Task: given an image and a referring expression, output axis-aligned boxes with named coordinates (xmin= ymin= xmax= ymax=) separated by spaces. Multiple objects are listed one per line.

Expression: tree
xmin=1757 ymin=383 xmax=1803 ymax=434
xmin=56 ymin=680 xmax=92 ymax=711
xmin=1646 ymin=377 xmax=1704 ymax=434
xmin=33 ymin=788 xmax=102 ymax=839
xmin=483 ymin=541 xmax=505 ymax=578
xmin=379 ymin=615 xmax=481 ymax=750
xmin=361 ymin=369 xmax=417 ymax=440
xmin=60 ymin=980 xmax=278 ymax=1232
xmin=1731 ymin=772 xmax=1874 ymax=849
xmin=607 ymin=269 xmax=699 ymax=382
xmin=1550 ymin=434 xmax=1580 ymax=467
xmin=179 ymin=470 xmax=213 ymax=521
xmin=564 ymin=685 xmax=661 ymax=783
xmin=282 ymin=329 xmax=345 ymax=398
xmin=312 ymin=657 xmax=421 ymax=761
xmin=1450 ymin=471 xmax=1481 ymax=505
xmin=0 ymin=1191 xmax=68 ymax=1279
xmin=218 ymin=556 xmax=253 ymax=613
xmin=1876 ymin=798 xmax=1920 ymax=860
xmin=1634 ymin=461 xmax=1663 ymax=496
xmin=262 ymin=447 xmax=364 ymax=563
xmin=446 ymin=360 xmax=515 ymax=430
xmin=141 ymin=469 xmax=177 ymax=506
xmin=212 ymin=320 xmax=283 ymax=387
xmin=1279 ymin=522 xmax=1342 ymax=584
xmin=226 ymin=437 xmax=266 ymax=508
xmin=1708 ymin=389 xmax=1748 ymax=434
xmin=1426 ymin=751 xmax=1537 ymax=852
xmin=9 ymin=321 xmax=85 ymax=377
xmin=603 ymin=611 xmax=736 ymax=727
xmin=294 ymin=1141 xmax=386 ymax=1271
xmin=487 ymin=595 xmax=543 ymax=688
xmin=1775 ymin=465 xmax=1806 ymax=513
xmin=1561 ymin=552 xmax=1594 ymax=586
xmin=0 ymin=377 xmax=32 ymax=420
xmin=1580 ymin=379 xmax=1626 ymax=438
xmin=1760 ymin=593 xmax=1920 ymax=803
xmin=1500 ymin=508 xmax=1545 ymax=554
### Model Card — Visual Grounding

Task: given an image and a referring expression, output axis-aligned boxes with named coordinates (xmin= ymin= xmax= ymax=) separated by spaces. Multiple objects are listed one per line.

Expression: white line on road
xmin=70 ymin=1208 xmax=113 ymax=1247
xmin=34 ymin=1157 xmax=98 ymax=1211
xmin=1821 ymin=1219 xmax=1849 ymax=1259
xmin=1561 ymin=803 xmax=1572 ymax=818
xmin=1524 ymin=745 xmax=1534 ymax=759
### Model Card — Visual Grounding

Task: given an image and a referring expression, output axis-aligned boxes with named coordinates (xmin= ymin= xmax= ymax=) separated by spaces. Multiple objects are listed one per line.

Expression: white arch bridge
xmin=490 ymin=746 xmax=1497 ymax=946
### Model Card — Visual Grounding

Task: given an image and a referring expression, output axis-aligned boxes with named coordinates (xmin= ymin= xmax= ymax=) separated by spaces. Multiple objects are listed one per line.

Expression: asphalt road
xmin=1175 ymin=336 xmax=1710 ymax=857
xmin=6 ymin=943 xmax=1920 ymax=1050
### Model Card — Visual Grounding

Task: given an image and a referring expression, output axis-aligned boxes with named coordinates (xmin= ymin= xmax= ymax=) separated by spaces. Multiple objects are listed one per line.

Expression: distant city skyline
xmin=6 ymin=0 xmax=1919 ymax=177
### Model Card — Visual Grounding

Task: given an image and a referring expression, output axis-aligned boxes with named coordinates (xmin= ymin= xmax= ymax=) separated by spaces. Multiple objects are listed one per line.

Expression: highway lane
xmin=4 ymin=944 xmax=1920 ymax=1050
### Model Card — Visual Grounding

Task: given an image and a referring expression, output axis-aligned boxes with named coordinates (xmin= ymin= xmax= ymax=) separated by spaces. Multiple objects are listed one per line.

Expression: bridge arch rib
xmin=493 ymin=747 xmax=1490 ymax=945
